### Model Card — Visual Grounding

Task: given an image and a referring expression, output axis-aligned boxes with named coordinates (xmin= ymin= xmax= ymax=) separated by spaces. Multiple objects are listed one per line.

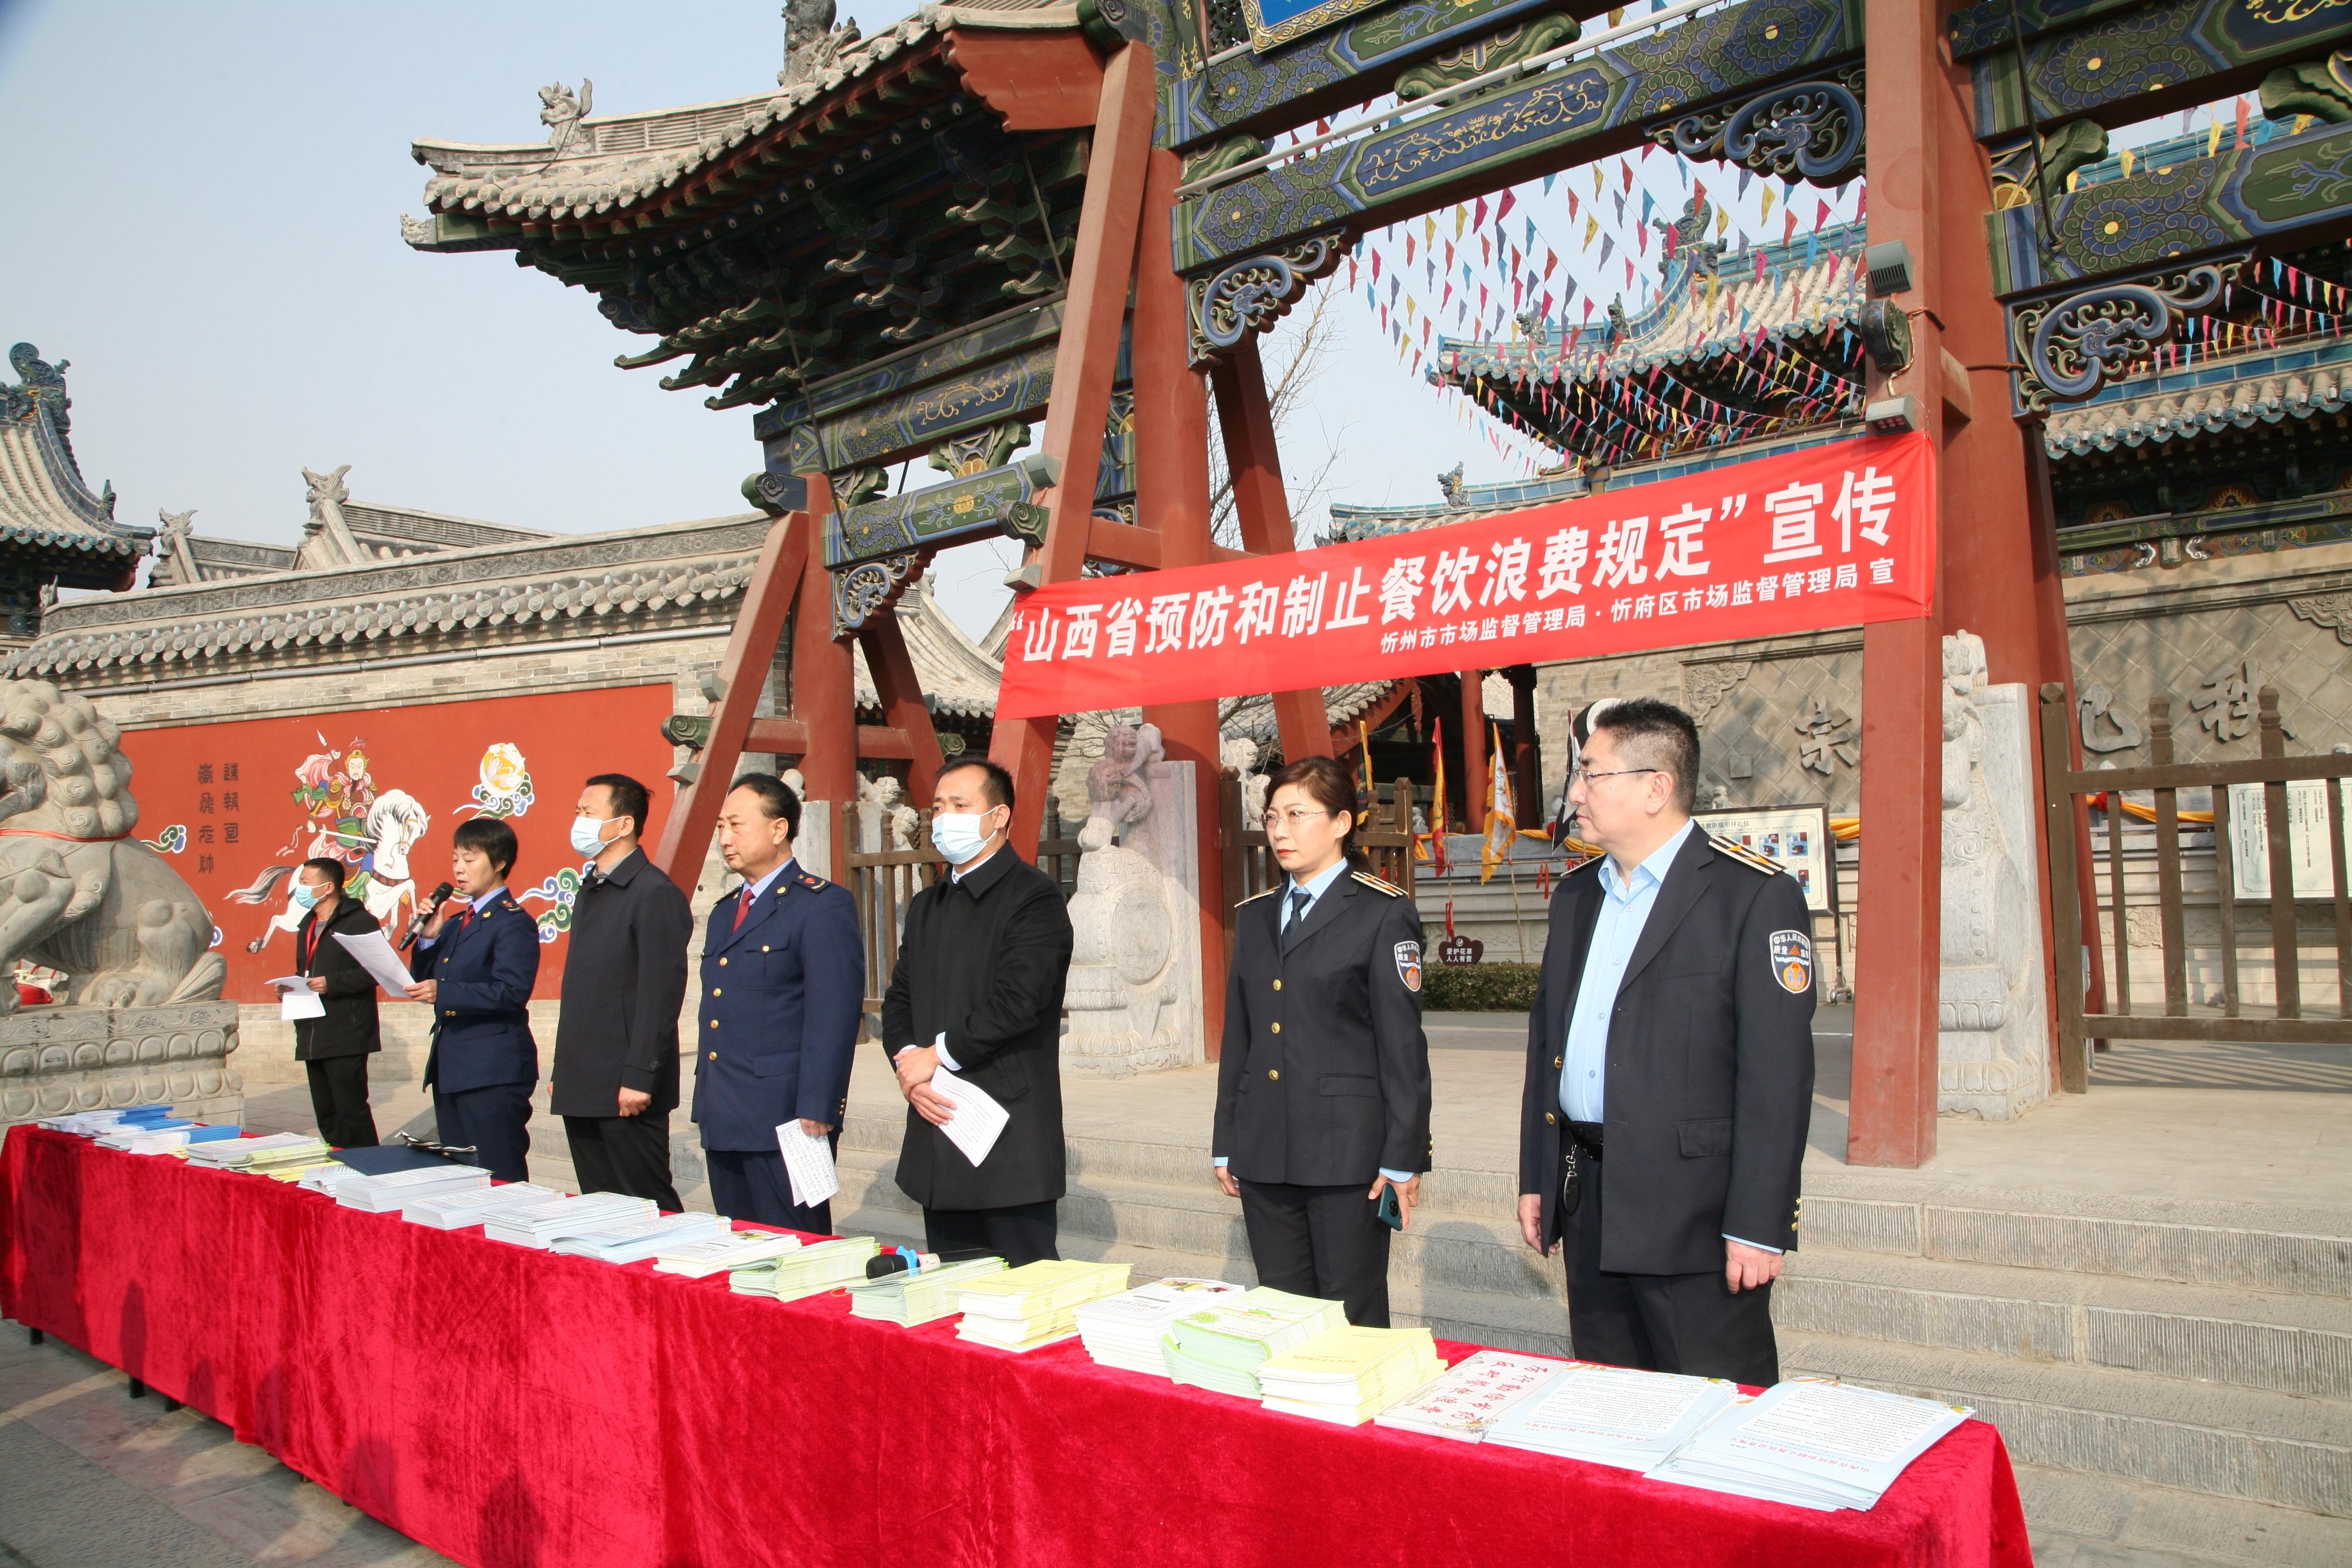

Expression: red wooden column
xmin=1850 ymin=0 xmax=1949 ymax=1167
xmin=988 ymin=40 xmax=1157 ymax=852
xmin=858 ymin=611 xmax=948 ymax=806
xmin=1131 ymin=143 xmax=1233 ymax=1057
xmin=1459 ymin=670 xmax=1487 ymax=832
xmin=1507 ymin=664 xmax=1542 ymax=823
xmin=1208 ymin=337 xmax=1333 ymax=765
xmin=793 ymin=472 xmax=857 ymax=877
xmin=651 ymin=510 xmax=811 ymax=891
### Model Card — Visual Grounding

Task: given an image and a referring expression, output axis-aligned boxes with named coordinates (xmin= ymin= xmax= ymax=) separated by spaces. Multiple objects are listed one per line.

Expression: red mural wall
xmin=114 ymin=685 xmax=678 ymax=1004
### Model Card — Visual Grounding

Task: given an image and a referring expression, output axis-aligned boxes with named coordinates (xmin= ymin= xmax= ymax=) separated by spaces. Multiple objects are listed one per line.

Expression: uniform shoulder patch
xmin=1394 ymin=940 xmax=1422 ymax=991
xmin=1236 ymin=886 xmax=1280 ymax=906
xmin=1709 ymin=834 xmax=1784 ymax=877
xmin=1769 ymin=928 xmax=1814 ymax=995
xmin=799 ymin=872 xmax=827 ymax=890
xmin=1350 ymin=871 xmax=1404 ymax=897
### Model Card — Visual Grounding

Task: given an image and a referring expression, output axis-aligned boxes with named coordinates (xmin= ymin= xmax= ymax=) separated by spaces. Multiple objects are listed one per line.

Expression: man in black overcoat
xmin=881 ymin=758 xmax=1074 ymax=1266
xmin=287 ymin=857 xmax=382 ymax=1149
xmin=1517 ymin=698 xmax=1815 ymax=1387
xmin=551 ymin=773 xmax=694 ymax=1210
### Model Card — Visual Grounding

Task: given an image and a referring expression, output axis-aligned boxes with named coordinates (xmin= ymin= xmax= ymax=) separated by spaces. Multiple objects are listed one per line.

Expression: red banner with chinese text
xmin=996 ymin=434 xmax=1934 ymax=718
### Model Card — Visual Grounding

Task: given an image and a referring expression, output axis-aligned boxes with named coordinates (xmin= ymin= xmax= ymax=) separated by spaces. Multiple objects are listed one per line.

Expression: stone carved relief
xmin=1061 ymin=725 xmax=1203 ymax=1077
xmin=0 ymin=1001 xmax=242 ymax=1130
xmin=2290 ymin=591 xmax=2352 ymax=646
xmin=854 ymin=772 xmax=921 ymax=851
xmin=1794 ymin=697 xmax=1858 ymax=774
xmin=2188 ymin=657 xmax=2291 ymax=744
xmin=2076 ymin=679 xmax=2145 ymax=754
xmin=538 ymin=79 xmax=593 ymax=159
xmin=1682 ymin=660 xmax=1752 ymax=722
xmin=1221 ymin=735 xmax=1269 ymax=827
xmin=1938 ymin=631 xmax=2049 ymax=1121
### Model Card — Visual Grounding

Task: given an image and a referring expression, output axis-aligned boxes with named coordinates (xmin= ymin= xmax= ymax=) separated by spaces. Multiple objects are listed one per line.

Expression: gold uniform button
xmin=1270 ymin=1021 xmax=1282 ymax=1034
xmin=1553 ymin=1055 xmax=1564 ymax=1069
xmin=445 ymin=1010 xmax=456 ymax=1018
xmin=762 ymin=945 xmax=771 ymax=953
xmin=708 ymin=1051 xmax=718 ymax=1061
xmin=709 ymin=1019 xmax=719 ymax=1029
xmin=1545 ymin=1111 xmax=1558 ymax=1124
xmin=1268 ymin=1069 xmax=1281 ymax=1081
xmin=711 ymin=988 xmax=722 ymax=997
xmin=719 ymin=957 xmax=729 ymax=967
xmin=1272 ymin=979 xmax=1282 ymax=991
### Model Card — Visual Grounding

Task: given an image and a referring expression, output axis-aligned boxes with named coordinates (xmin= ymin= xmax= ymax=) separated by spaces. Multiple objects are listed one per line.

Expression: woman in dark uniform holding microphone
xmin=1212 ymin=755 xmax=1434 ymax=1327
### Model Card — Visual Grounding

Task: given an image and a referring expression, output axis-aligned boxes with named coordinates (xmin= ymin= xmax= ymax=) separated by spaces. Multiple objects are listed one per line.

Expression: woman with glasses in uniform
xmin=1211 ymin=754 xmax=1434 ymax=1327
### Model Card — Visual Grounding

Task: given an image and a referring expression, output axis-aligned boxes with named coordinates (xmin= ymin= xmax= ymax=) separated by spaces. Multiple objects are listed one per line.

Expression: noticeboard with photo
xmin=1692 ymin=803 xmax=1837 ymax=914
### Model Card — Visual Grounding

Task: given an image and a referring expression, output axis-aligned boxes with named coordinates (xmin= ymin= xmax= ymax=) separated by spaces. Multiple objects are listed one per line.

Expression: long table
xmin=0 ymin=1128 xmax=2033 ymax=1568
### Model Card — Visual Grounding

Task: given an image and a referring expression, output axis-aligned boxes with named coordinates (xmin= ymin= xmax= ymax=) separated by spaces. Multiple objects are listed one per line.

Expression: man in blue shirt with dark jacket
xmin=408 ymin=816 xmax=541 ymax=1182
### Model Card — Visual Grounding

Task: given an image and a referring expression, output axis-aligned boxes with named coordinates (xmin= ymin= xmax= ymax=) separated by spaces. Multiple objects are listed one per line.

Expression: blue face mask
xmin=292 ymin=883 xmax=321 ymax=911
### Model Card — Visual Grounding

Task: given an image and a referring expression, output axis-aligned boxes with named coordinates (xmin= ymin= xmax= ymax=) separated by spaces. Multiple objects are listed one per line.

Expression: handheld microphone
xmin=862 ymin=1247 xmax=995 ymax=1279
xmin=401 ymin=882 xmax=456 ymax=951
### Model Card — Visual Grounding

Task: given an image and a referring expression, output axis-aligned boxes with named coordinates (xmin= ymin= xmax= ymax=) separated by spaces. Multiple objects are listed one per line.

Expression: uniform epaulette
xmin=1236 ymin=886 xmax=1280 ymax=906
xmin=798 ymin=871 xmax=828 ymax=890
xmin=1351 ymin=871 xmax=1404 ymax=897
xmin=1708 ymin=834 xmax=1784 ymax=877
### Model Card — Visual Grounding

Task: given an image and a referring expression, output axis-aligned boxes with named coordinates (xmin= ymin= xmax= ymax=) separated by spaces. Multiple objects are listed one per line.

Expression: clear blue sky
xmin=0 ymin=0 xmax=1854 ymax=637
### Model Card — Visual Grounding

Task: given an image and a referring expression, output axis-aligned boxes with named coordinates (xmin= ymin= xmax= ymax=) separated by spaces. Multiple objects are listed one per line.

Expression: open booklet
xmin=1646 ymin=1380 xmax=1972 ymax=1511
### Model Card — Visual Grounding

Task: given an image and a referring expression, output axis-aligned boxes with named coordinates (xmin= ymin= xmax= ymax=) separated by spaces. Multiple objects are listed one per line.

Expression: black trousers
xmin=705 ymin=1140 xmax=838 ymax=1235
xmin=1239 ymin=1178 xmax=1392 ymax=1328
xmin=1564 ymin=1124 xmax=1780 ymax=1387
xmin=303 ymin=1055 xmax=377 ymax=1149
xmin=432 ymin=1081 xmax=533 ymax=1185
xmin=923 ymin=1199 xmax=1060 ymax=1267
xmin=565 ymin=1112 xmax=682 ymax=1212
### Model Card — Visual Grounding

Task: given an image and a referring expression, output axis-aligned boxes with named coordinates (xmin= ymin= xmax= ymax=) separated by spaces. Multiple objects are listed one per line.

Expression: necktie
xmin=732 ymin=889 xmax=754 ymax=933
xmin=1283 ymin=887 xmax=1311 ymax=951
xmin=454 ymin=905 xmax=474 ymax=935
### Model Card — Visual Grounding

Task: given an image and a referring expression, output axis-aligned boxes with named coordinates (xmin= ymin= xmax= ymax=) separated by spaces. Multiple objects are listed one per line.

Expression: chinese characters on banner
xmin=996 ymin=434 xmax=1935 ymax=719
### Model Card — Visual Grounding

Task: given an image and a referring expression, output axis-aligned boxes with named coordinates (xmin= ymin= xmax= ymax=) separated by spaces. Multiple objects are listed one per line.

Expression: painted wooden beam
xmin=743 ymin=719 xmax=921 ymax=759
xmin=943 ymin=26 xmax=1110 ymax=130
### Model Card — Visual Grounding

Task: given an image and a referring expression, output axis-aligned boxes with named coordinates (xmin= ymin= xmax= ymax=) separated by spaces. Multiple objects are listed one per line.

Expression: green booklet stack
xmin=1160 ymin=1287 xmax=1347 ymax=1398
xmin=846 ymin=1257 xmax=1006 ymax=1326
xmin=953 ymin=1259 xmax=1133 ymax=1352
xmin=727 ymin=1236 xmax=879 ymax=1302
xmin=1256 ymin=1326 xmax=1447 ymax=1425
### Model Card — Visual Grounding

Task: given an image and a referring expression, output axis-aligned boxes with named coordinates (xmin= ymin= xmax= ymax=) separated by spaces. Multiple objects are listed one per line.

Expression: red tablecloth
xmin=0 ymin=1126 xmax=2032 ymax=1568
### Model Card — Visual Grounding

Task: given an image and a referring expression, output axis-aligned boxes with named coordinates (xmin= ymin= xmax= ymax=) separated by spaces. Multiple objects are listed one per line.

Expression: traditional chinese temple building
xmin=0 ymin=344 xmax=154 ymax=642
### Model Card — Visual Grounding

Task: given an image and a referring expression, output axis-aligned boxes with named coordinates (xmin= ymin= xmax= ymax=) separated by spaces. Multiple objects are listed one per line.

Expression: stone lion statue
xmin=0 ymin=681 xmax=224 ymax=1012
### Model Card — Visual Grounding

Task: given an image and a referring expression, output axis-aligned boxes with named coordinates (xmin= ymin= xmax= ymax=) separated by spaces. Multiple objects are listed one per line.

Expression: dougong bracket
xmin=2011 ymin=260 xmax=2239 ymax=411
xmin=1187 ymin=230 xmax=1346 ymax=365
xmin=1657 ymin=66 xmax=1865 ymax=186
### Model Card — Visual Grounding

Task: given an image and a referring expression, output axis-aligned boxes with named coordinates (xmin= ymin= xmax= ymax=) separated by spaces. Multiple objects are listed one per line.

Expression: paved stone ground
xmin=8 ymin=1012 xmax=2345 ymax=1565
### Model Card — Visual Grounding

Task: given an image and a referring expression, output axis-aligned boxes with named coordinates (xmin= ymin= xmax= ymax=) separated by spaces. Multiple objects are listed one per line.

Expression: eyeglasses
xmin=1259 ymin=806 xmax=1337 ymax=830
xmin=1570 ymin=766 xmax=1660 ymax=786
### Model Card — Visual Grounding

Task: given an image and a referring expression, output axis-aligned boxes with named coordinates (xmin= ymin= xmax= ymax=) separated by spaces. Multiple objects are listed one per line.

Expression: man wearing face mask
xmin=883 ymin=758 xmax=1074 ymax=1266
xmin=550 ymin=774 xmax=694 ymax=1209
xmin=282 ymin=857 xmax=383 ymax=1149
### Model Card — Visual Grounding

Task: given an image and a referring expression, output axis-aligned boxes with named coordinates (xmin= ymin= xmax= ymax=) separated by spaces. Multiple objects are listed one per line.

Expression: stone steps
xmin=1780 ymin=1332 xmax=2352 ymax=1518
xmin=2013 ymin=1461 xmax=2352 ymax=1566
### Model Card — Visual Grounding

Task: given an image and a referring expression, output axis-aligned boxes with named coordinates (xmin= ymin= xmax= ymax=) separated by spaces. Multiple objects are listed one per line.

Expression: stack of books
xmin=184 ymin=1133 xmax=332 ymax=1172
xmin=952 ymin=1259 xmax=1133 ymax=1352
xmin=1255 ymin=1326 xmax=1446 ymax=1425
xmin=1487 ymin=1364 xmax=1737 ymax=1470
xmin=1373 ymin=1349 xmax=1567 ymax=1441
xmin=481 ymin=1193 xmax=656 ymax=1248
xmin=401 ymin=1184 xmax=560 ymax=1229
xmin=298 ymin=1162 xmax=356 ymax=1193
xmin=728 ymin=1236 xmax=880 ymax=1301
xmin=651 ymin=1229 xmax=804 ymax=1278
xmin=848 ymin=1257 xmax=1006 ymax=1326
xmin=1161 ymin=1287 xmax=1347 ymax=1399
xmin=1646 ymin=1381 xmax=1972 ymax=1511
xmin=1074 ymin=1278 xmax=1244 ymax=1375
xmin=95 ymin=1123 xmax=241 ymax=1155
xmin=550 ymin=1211 xmax=730 ymax=1264
xmin=330 ymin=1164 xmax=491 ymax=1213
xmin=44 ymin=1107 xmax=182 ymax=1137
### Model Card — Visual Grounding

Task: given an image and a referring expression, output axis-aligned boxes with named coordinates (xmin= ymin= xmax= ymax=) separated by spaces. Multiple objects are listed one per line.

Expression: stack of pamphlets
xmin=481 ymin=1193 xmax=655 ymax=1248
xmin=184 ymin=1133 xmax=332 ymax=1171
xmin=549 ymin=1210 xmax=731 ymax=1264
xmin=1646 ymin=1381 xmax=1972 ymax=1510
xmin=651 ymin=1229 xmax=803 ymax=1278
xmin=1256 ymin=1325 xmax=1446 ymax=1425
xmin=1373 ymin=1349 xmax=1568 ymax=1441
xmin=1488 ymin=1364 xmax=1737 ymax=1469
xmin=848 ymin=1256 xmax=1006 ymax=1326
xmin=96 ymin=1123 xmax=240 ymax=1155
xmin=330 ymin=1164 xmax=491 ymax=1212
xmin=43 ymin=1107 xmax=181 ymax=1136
xmin=1074 ymin=1278 xmax=1244 ymax=1375
xmin=298 ymin=1161 xmax=356 ymax=1193
xmin=1161 ymin=1287 xmax=1347 ymax=1398
xmin=401 ymin=1184 xmax=561 ymax=1228
xmin=728 ymin=1236 xmax=880 ymax=1301
xmin=953 ymin=1259 xmax=1133 ymax=1351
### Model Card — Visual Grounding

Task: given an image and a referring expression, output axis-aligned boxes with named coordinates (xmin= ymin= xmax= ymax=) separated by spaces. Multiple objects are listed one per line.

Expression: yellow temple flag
xmin=1592 ymin=165 xmax=1604 ymax=197
xmin=1584 ymin=215 xmax=1600 ymax=248
xmin=1716 ymin=203 xmax=1730 ymax=236
xmin=1480 ymin=721 xmax=1516 ymax=884
xmin=1760 ymin=187 xmax=1775 ymax=223
xmin=1455 ymin=206 xmax=1468 ymax=239
xmin=1424 ymin=215 xmax=1438 ymax=243
xmin=2207 ymin=120 xmax=2222 ymax=157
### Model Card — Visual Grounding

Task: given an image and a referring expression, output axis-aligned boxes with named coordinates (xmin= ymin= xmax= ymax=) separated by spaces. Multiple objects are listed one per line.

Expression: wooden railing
xmin=2039 ymin=682 xmax=2352 ymax=1090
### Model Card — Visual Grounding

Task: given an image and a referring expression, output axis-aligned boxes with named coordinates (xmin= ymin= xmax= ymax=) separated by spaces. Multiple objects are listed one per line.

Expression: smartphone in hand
xmin=1375 ymin=1183 xmax=1404 ymax=1231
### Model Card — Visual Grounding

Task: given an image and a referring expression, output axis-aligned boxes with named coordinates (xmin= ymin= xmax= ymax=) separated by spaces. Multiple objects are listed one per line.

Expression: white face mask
xmin=930 ymin=809 xmax=997 ymax=865
xmin=570 ymin=815 xmax=615 ymax=858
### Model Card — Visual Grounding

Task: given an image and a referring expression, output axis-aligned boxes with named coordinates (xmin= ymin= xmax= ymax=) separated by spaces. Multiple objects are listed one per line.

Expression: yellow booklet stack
xmin=1255 ymin=1326 xmax=1447 ymax=1425
xmin=953 ymin=1259 xmax=1133 ymax=1352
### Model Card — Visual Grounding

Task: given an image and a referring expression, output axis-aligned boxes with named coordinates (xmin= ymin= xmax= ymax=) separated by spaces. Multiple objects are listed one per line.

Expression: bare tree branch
xmin=1206 ymin=280 xmax=1351 ymax=550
